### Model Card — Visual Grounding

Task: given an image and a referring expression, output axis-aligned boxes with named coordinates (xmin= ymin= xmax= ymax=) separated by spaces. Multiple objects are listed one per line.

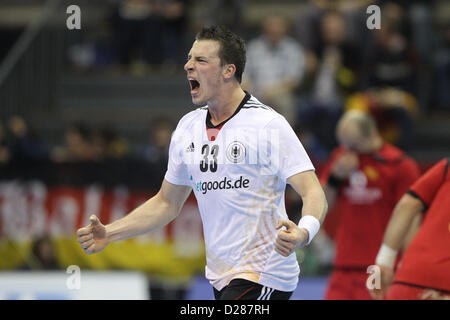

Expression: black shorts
xmin=213 ymin=278 xmax=293 ymax=300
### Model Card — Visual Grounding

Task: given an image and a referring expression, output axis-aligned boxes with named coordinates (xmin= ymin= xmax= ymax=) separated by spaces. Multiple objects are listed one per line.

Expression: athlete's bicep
xmin=159 ymin=179 xmax=192 ymax=212
xmin=287 ymin=170 xmax=328 ymax=222
xmin=287 ymin=170 xmax=322 ymax=198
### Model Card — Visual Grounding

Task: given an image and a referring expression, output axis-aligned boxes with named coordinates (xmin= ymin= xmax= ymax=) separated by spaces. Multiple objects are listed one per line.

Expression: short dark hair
xmin=195 ymin=25 xmax=246 ymax=83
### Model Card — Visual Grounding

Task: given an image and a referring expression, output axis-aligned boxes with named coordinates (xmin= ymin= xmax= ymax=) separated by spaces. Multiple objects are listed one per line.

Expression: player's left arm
xmin=375 ymin=158 xmax=448 ymax=266
xmin=369 ymin=158 xmax=448 ymax=299
xmin=379 ymin=193 xmax=425 ymax=256
xmin=274 ymin=170 xmax=328 ymax=257
xmin=368 ymin=192 xmax=424 ymax=299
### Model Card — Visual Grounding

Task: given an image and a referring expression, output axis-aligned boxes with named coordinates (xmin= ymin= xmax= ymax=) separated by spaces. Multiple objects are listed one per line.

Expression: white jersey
xmin=164 ymin=92 xmax=315 ymax=292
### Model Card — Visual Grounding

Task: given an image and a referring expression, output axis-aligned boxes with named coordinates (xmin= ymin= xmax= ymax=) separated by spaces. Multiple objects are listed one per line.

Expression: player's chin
xmin=191 ymin=96 xmax=205 ymax=106
xmin=191 ymin=90 xmax=208 ymax=104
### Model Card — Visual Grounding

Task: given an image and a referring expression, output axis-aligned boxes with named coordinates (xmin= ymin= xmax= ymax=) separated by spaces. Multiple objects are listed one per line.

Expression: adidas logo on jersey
xmin=186 ymin=142 xmax=195 ymax=152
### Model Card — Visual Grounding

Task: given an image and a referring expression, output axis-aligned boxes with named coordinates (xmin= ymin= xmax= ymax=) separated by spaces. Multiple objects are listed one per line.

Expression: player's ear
xmin=223 ymin=64 xmax=236 ymax=80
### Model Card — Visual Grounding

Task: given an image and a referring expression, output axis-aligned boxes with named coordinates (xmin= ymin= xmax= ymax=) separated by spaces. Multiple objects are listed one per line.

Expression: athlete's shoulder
xmin=176 ymin=105 xmax=207 ymax=129
xmin=245 ymin=95 xmax=274 ymax=111
xmin=378 ymin=143 xmax=416 ymax=165
xmin=241 ymin=95 xmax=283 ymax=126
xmin=377 ymin=144 xmax=420 ymax=180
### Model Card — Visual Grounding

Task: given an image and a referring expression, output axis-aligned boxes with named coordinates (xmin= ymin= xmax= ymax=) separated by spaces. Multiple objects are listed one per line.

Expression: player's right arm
xmin=76 ymin=179 xmax=192 ymax=255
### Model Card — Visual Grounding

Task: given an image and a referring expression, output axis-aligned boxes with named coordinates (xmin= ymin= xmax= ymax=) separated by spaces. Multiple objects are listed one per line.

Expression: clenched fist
xmin=76 ymin=215 xmax=108 ymax=255
xmin=274 ymin=219 xmax=309 ymax=257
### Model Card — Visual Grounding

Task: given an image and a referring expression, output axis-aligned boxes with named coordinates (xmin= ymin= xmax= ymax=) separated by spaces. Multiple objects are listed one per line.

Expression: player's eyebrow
xmin=187 ymin=54 xmax=208 ymax=61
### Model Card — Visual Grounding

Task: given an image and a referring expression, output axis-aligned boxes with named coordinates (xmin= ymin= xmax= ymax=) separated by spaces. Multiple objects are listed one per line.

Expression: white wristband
xmin=298 ymin=215 xmax=320 ymax=245
xmin=375 ymin=244 xmax=398 ymax=269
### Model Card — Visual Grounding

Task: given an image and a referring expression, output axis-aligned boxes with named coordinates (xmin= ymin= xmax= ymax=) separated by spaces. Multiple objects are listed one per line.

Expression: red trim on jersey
xmin=206 ymin=124 xmax=224 ymax=141
xmin=204 ymin=91 xmax=251 ymax=142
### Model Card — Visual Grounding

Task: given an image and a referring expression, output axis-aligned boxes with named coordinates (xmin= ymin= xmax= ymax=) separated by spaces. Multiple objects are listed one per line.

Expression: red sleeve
xmin=394 ymin=156 xmax=421 ymax=203
xmin=409 ymin=158 xmax=449 ymax=207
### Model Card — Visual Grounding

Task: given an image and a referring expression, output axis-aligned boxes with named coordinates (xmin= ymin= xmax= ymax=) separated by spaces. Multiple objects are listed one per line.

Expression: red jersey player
xmin=370 ymin=158 xmax=450 ymax=300
xmin=320 ymin=110 xmax=420 ymax=300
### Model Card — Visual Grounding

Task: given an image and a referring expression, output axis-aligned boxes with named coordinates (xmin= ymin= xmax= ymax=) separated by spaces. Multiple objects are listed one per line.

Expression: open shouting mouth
xmin=188 ymin=77 xmax=200 ymax=96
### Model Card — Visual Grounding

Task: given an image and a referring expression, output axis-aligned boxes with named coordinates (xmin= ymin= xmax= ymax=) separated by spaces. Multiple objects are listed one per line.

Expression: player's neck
xmin=207 ymin=86 xmax=246 ymax=126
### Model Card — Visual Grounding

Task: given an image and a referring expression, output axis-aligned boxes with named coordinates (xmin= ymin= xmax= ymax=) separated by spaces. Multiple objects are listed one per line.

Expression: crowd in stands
xmin=0 ymin=1 xmax=448 ymax=175
xmin=2 ymin=1 xmax=449 ymax=168
xmin=63 ymin=0 xmax=450 ymax=161
xmin=0 ymin=115 xmax=174 ymax=168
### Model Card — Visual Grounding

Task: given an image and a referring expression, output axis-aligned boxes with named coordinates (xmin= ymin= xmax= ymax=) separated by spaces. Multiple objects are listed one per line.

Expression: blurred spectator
xmin=110 ymin=0 xmax=189 ymax=73
xmin=92 ymin=126 xmax=130 ymax=160
xmin=51 ymin=123 xmax=97 ymax=162
xmin=6 ymin=115 xmax=49 ymax=162
xmin=432 ymin=22 xmax=450 ymax=111
xmin=293 ymin=0 xmax=371 ymax=55
xmin=243 ymin=15 xmax=305 ymax=126
xmin=139 ymin=118 xmax=173 ymax=175
xmin=292 ymin=0 xmax=329 ymax=53
xmin=202 ymin=0 xmax=246 ymax=34
xmin=18 ymin=235 xmax=60 ymax=270
xmin=296 ymin=10 xmax=360 ymax=151
xmin=293 ymin=0 xmax=375 ymax=51
xmin=110 ymin=0 xmax=164 ymax=71
xmin=360 ymin=2 xmax=419 ymax=93
xmin=346 ymin=87 xmax=418 ymax=151
xmin=160 ymin=0 xmax=190 ymax=68
xmin=294 ymin=125 xmax=328 ymax=165
xmin=407 ymin=2 xmax=434 ymax=113
xmin=0 ymin=122 xmax=10 ymax=164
